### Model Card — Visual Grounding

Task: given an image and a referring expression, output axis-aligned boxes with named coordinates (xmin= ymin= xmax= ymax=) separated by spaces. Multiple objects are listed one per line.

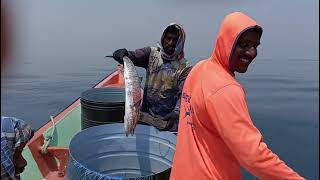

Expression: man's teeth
xmin=240 ymin=58 xmax=250 ymax=63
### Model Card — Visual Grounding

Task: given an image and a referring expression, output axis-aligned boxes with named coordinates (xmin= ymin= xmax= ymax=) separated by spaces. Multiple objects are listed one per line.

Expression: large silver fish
xmin=123 ymin=56 xmax=143 ymax=136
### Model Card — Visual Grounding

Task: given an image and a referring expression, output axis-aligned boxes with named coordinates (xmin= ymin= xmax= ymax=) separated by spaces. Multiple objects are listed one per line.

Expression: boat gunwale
xmin=27 ymin=66 xmax=124 ymax=146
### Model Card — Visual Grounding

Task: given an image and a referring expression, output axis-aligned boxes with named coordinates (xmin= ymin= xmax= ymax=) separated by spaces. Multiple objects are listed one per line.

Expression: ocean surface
xmin=1 ymin=56 xmax=318 ymax=179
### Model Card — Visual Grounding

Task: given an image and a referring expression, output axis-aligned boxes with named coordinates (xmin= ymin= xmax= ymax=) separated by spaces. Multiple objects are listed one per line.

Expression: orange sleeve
xmin=206 ymin=84 xmax=304 ymax=180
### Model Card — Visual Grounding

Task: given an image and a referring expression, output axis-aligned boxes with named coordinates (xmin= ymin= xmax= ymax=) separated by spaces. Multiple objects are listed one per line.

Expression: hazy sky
xmin=7 ymin=0 xmax=319 ymax=61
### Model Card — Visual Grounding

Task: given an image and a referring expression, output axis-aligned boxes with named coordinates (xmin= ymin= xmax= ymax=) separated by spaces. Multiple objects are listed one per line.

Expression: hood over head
xmin=159 ymin=23 xmax=185 ymax=61
xmin=211 ymin=12 xmax=262 ymax=74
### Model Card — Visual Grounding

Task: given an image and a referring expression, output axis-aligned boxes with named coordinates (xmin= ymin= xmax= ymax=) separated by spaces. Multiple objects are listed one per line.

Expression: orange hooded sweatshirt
xmin=170 ymin=12 xmax=304 ymax=180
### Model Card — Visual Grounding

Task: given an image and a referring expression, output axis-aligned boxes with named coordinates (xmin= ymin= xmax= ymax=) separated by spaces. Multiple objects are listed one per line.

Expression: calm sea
xmin=1 ymin=56 xmax=318 ymax=179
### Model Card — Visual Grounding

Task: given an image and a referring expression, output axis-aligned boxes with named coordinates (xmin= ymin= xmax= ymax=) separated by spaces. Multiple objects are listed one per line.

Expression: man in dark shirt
xmin=111 ymin=23 xmax=192 ymax=132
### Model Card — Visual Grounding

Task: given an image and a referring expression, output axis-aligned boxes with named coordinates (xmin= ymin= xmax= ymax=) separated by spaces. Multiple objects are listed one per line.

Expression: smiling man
xmin=110 ymin=23 xmax=192 ymax=132
xmin=229 ymin=28 xmax=261 ymax=73
xmin=170 ymin=12 xmax=304 ymax=180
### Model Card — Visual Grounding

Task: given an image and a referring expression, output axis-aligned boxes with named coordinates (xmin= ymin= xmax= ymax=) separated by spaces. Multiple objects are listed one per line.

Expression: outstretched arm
xmin=127 ymin=47 xmax=151 ymax=69
xmin=113 ymin=47 xmax=151 ymax=69
xmin=206 ymin=85 xmax=304 ymax=180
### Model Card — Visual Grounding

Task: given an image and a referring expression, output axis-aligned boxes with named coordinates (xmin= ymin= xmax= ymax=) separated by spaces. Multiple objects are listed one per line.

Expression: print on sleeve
xmin=182 ymin=92 xmax=194 ymax=128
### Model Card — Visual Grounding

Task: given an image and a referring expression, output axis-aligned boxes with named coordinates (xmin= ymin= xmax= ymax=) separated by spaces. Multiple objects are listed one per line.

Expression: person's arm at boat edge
xmin=206 ymin=84 xmax=305 ymax=180
xmin=112 ymin=47 xmax=151 ymax=69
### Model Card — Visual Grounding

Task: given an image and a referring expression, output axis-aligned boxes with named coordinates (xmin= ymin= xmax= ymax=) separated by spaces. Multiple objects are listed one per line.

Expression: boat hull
xmin=21 ymin=66 xmax=125 ymax=180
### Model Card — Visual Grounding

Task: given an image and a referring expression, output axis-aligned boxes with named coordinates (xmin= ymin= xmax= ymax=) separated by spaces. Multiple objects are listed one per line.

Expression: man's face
xmin=162 ymin=32 xmax=179 ymax=55
xmin=229 ymin=30 xmax=261 ymax=73
xmin=13 ymin=144 xmax=27 ymax=175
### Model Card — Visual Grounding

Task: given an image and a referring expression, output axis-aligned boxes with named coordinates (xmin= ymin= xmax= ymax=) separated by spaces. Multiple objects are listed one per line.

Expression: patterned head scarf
xmin=158 ymin=23 xmax=186 ymax=61
xmin=1 ymin=116 xmax=33 ymax=179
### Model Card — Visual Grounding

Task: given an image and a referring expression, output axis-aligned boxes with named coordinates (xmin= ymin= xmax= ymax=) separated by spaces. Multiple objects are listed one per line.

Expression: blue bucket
xmin=67 ymin=123 xmax=176 ymax=180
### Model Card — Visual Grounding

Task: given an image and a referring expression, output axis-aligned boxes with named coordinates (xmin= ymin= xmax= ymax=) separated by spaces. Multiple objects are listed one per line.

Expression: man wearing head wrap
xmin=170 ymin=12 xmax=304 ymax=179
xmin=1 ymin=117 xmax=34 ymax=180
xmin=111 ymin=23 xmax=192 ymax=132
xmin=1 ymin=4 xmax=35 ymax=180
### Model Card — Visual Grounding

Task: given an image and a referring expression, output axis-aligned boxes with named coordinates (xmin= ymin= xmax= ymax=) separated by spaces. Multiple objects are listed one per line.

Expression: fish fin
xmin=133 ymin=99 xmax=142 ymax=108
xmin=132 ymin=91 xmax=142 ymax=104
xmin=140 ymin=89 xmax=144 ymax=101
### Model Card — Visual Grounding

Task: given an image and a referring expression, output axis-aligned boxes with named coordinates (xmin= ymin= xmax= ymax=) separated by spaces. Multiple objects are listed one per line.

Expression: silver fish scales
xmin=123 ymin=56 xmax=143 ymax=136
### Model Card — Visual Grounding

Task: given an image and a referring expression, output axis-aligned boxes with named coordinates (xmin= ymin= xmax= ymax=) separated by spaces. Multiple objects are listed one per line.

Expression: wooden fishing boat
xmin=21 ymin=66 xmax=125 ymax=180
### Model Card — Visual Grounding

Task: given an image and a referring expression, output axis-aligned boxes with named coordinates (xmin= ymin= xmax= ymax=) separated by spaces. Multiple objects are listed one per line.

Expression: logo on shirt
xmin=182 ymin=92 xmax=194 ymax=128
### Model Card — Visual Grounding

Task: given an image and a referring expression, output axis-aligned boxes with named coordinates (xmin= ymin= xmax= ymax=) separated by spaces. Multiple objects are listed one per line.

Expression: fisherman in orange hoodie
xmin=170 ymin=12 xmax=305 ymax=180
